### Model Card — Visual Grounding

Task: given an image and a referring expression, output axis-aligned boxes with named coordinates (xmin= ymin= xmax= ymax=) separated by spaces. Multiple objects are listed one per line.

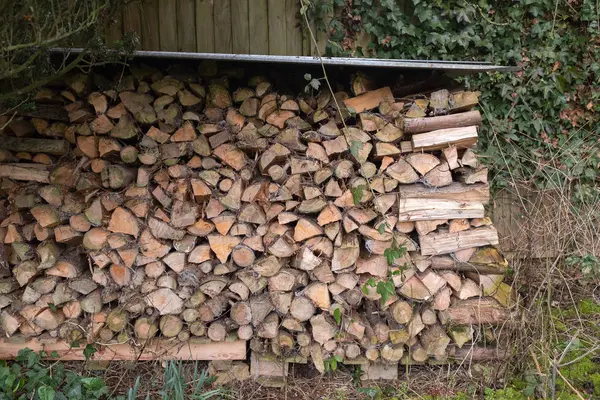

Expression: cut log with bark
xmin=411 ymin=126 xmax=478 ymax=152
xmin=403 ymin=110 xmax=482 ymax=134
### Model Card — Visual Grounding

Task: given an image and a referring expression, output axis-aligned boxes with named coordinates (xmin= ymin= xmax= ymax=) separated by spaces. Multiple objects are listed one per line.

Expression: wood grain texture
xmin=177 ymin=0 xmax=197 ymax=51
xmin=214 ymin=0 xmax=232 ymax=53
xmin=398 ymin=199 xmax=485 ymax=222
xmin=404 ymin=110 xmax=482 ymax=134
xmin=105 ymin=11 xmax=123 ymax=45
xmin=158 ymin=0 xmax=178 ymax=51
xmin=343 ymin=87 xmax=394 ymax=113
xmin=231 ymin=0 xmax=250 ymax=54
xmin=411 ymin=126 xmax=478 ymax=152
xmin=123 ymin=2 xmax=142 ymax=36
xmin=249 ymin=0 xmax=269 ymax=54
xmin=419 ymin=226 xmax=499 ymax=256
xmin=0 ymin=338 xmax=247 ymax=360
xmin=267 ymin=0 xmax=286 ymax=55
xmin=398 ymin=183 xmax=490 ymax=204
xmin=141 ymin=0 xmax=161 ymax=50
xmin=195 ymin=0 xmax=215 ymax=52
xmin=315 ymin=6 xmax=332 ymax=55
xmin=439 ymin=298 xmax=509 ymax=325
xmin=285 ymin=0 xmax=302 ymax=55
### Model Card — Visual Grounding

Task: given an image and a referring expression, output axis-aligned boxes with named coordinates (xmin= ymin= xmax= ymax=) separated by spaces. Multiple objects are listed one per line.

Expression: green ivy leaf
xmin=333 ymin=308 xmax=342 ymax=325
xmin=351 ymin=185 xmax=365 ymax=205
xmin=83 ymin=344 xmax=96 ymax=361
xmin=349 ymin=140 xmax=362 ymax=159
xmin=38 ymin=386 xmax=55 ymax=400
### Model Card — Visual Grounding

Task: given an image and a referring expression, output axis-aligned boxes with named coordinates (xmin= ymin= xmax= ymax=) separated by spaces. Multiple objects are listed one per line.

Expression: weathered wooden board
xmin=177 ymin=0 xmax=197 ymax=52
xmin=123 ymin=2 xmax=142 ymax=37
xmin=420 ymin=226 xmax=499 ymax=255
xmin=195 ymin=0 xmax=215 ymax=52
xmin=249 ymin=0 xmax=269 ymax=54
xmin=268 ymin=0 xmax=287 ymax=55
xmin=141 ymin=0 xmax=161 ymax=50
xmin=158 ymin=0 xmax=178 ymax=51
xmin=231 ymin=0 xmax=250 ymax=54
xmin=398 ymin=198 xmax=485 ymax=221
xmin=399 ymin=183 xmax=490 ymax=204
xmin=214 ymin=0 xmax=233 ymax=53
xmin=285 ymin=0 xmax=302 ymax=55
xmin=412 ymin=126 xmax=478 ymax=152
xmin=0 ymin=338 xmax=247 ymax=361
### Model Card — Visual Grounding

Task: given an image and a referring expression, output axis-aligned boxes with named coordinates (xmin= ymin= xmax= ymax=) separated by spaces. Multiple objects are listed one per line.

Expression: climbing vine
xmin=308 ymin=0 xmax=600 ymax=196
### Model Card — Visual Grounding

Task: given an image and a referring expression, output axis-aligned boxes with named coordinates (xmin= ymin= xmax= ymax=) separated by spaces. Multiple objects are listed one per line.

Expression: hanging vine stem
xmin=299 ymin=0 xmax=413 ymax=272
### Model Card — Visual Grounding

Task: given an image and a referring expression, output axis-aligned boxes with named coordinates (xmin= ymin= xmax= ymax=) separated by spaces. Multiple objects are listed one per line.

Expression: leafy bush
xmin=0 ymin=348 xmax=108 ymax=400
xmin=0 ymin=348 xmax=228 ymax=400
xmin=309 ymin=0 xmax=600 ymax=192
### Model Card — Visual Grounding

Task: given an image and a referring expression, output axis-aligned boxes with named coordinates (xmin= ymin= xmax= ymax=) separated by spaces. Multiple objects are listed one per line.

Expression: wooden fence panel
xmin=158 ymin=0 xmax=178 ymax=51
xmin=141 ymin=1 xmax=160 ymax=50
xmin=112 ymin=0 xmax=310 ymax=55
xmin=177 ymin=0 xmax=197 ymax=52
xmin=231 ymin=0 xmax=250 ymax=54
xmin=214 ymin=0 xmax=233 ymax=53
xmin=195 ymin=0 xmax=215 ymax=52
xmin=249 ymin=0 xmax=269 ymax=54
xmin=285 ymin=0 xmax=302 ymax=55
xmin=267 ymin=0 xmax=287 ymax=55
xmin=123 ymin=2 xmax=142 ymax=39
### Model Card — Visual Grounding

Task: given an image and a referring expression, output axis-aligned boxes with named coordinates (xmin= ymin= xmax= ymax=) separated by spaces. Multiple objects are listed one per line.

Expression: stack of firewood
xmin=0 ymin=64 xmax=513 ymax=369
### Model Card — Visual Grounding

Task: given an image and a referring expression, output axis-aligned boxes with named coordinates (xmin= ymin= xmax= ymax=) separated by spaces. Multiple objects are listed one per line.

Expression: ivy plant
xmin=309 ymin=0 xmax=600 ymax=196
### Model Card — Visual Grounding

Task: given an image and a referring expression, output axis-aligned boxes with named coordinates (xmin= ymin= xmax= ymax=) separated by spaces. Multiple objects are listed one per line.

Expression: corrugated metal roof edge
xmin=51 ymin=48 xmax=519 ymax=73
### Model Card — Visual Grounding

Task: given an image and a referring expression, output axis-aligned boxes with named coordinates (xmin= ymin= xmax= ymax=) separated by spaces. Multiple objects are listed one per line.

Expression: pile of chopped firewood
xmin=0 ymin=63 xmax=513 ymax=371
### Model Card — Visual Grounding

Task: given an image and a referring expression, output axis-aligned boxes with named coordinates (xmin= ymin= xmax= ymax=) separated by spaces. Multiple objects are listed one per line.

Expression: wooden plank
xmin=0 ymin=338 xmax=246 ymax=360
xmin=398 ymin=183 xmax=490 ymax=204
xmin=398 ymin=199 xmax=484 ymax=222
xmin=158 ymin=0 xmax=178 ymax=51
xmin=419 ymin=226 xmax=499 ymax=256
xmin=285 ymin=0 xmax=302 ymax=55
xmin=450 ymin=345 xmax=509 ymax=361
xmin=249 ymin=0 xmax=269 ymax=54
xmin=123 ymin=2 xmax=142 ymax=37
xmin=315 ymin=7 xmax=332 ymax=55
xmin=343 ymin=87 xmax=394 ymax=113
xmin=411 ymin=126 xmax=478 ymax=152
xmin=105 ymin=11 xmax=123 ymax=45
xmin=0 ymin=165 xmax=49 ymax=183
xmin=141 ymin=0 xmax=161 ymax=50
xmin=301 ymin=11 xmax=311 ymax=55
xmin=438 ymin=298 xmax=509 ymax=325
xmin=195 ymin=0 xmax=215 ymax=52
xmin=0 ymin=138 xmax=70 ymax=155
xmin=404 ymin=110 xmax=482 ymax=134
xmin=267 ymin=0 xmax=286 ymax=55
xmin=214 ymin=0 xmax=232 ymax=53
xmin=177 ymin=0 xmax=196 ymax=51
xmin=231 ymin=0 xmax=250 ymax=54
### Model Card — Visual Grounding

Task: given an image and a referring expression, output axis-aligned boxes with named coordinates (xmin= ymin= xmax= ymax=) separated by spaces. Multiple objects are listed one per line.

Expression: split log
xmin=419 ymin=226 xmax=499 ymax=255
xmin=411 ymin=126 xmax=478 ymax=152
xmin=403 ymin=110 xmax=482 ymax=134
xmin=398 ymin=199 xmax=484 ymax=221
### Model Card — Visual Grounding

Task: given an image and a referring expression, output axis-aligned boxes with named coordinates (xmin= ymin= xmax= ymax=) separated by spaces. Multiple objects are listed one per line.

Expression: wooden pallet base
xmin=250 ymin=346 xmax=509 ymax=384
xmin=0 ymin=337 xmax=247 ymax=361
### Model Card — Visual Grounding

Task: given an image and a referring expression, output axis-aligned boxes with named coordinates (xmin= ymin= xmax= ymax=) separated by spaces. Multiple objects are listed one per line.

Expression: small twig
xmin=554 ymin=365 xmax=587 ymax=400
xmin=529 ymin=347 xmax=544 ymax=377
